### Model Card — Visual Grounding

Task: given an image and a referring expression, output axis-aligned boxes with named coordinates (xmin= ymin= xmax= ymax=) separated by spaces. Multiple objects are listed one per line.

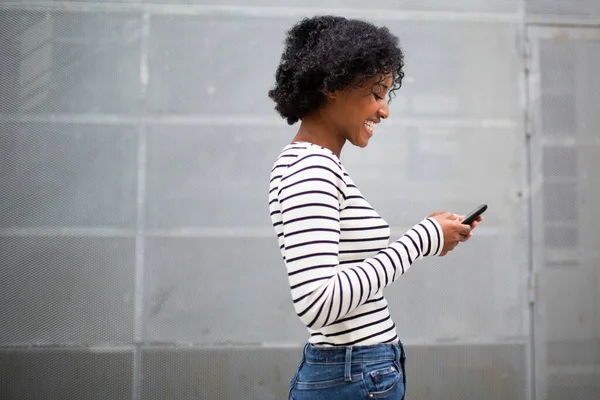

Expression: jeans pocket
xmin=363 ymin=361 xmax=403 ymax=397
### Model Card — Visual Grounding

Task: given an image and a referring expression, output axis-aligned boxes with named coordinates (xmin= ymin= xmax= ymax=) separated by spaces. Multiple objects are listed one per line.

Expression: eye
xmin=373 ymin=93 xmax=383 ymax=101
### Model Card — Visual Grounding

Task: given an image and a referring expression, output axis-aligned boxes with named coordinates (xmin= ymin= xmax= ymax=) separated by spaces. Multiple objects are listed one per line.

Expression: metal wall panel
xmin=528 ymin=26 xmax=600 ymax=400
xmin=0 ymin=237 xmax=136 ymax=344
xmin=0 ymin=123 xmax=139 ymax=228
xmin=407 ymin=343 xmax=527 ymax=399
xmin=376 ymin=20 xmax=521 ymax=121
xmin=146 ymin=15 xmax=293 ymax=116
xmin=143 ymin=236 xmax=306 ymax=343
xmin=526 ymin=0 xmax=600 ymax=17
xmin=144 ymin=124 xmax=292 ymax=229
xmin=143 ymin=0 xmax=520 ymax=13
xmin=140 ymin=346 xmax=298 ymax=400
xmin=0 ymin=348 xmax=133 ymax=400
xmin=0 ymin=10 xmax=142 ymax=114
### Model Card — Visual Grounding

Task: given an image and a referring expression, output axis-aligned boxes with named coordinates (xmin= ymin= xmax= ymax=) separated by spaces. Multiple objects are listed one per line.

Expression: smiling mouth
xmin=364 ymin=120 xmax=376 ymax=135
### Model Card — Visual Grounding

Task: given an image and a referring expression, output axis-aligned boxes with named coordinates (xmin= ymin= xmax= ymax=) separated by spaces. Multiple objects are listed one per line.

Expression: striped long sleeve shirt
xmin=269 ymin=142 xmax=444 ymax=346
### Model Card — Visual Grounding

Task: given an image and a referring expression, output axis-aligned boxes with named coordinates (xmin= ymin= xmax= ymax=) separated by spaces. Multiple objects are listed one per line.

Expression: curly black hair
xmin=268 ymin=16 xmax=405 ymax=125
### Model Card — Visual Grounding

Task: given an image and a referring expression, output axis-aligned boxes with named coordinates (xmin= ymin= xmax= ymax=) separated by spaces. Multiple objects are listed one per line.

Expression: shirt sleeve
xmin=277 ymin=151 xmax=444 ymax=330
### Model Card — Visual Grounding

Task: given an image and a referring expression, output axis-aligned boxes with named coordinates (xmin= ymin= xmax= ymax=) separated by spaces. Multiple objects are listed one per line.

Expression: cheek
xmin=343 ymin=95 xmax=377 ymax=126
xmin=355 ymin=98 xmax=376 ymax=116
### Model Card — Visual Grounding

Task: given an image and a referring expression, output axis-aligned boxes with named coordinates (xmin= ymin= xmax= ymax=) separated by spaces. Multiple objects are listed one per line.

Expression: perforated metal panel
xmin=407 ymin=343 xmax=527 ymax=399
xmin=0 ymin=123 xmax=138 ymax=228
xmin=0 ymin=236 xmax=136 ymax=344
xmin=146 ymin=15 xmax=294 ymax=116
xmin=144 ymin=124 xmax=292 ymax=229
xmin=526 ymin=0 xmax=600 ymax=17
xmin=144 ymin=0 xmax=519 ymax=13
xmin=143 ymin=237 xmax=306 ymax=343
xmin=0 ymin=11 xmax=142 ymax=114
xmin=140 ymin=346 xmax=298 ymax=400
xmin=528 ymin=26 xmax=600 ymax=400
xmin=0 ymin=348 xmax=134 ymax=400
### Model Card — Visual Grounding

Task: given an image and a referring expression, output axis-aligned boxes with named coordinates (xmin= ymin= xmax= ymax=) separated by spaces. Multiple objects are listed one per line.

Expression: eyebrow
xmin=374 ymin=83 xmax=389 ymax=90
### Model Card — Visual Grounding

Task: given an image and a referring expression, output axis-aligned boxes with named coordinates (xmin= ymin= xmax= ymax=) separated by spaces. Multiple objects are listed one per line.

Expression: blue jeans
xmin=288 ymin=342 xmax=407 ymax=399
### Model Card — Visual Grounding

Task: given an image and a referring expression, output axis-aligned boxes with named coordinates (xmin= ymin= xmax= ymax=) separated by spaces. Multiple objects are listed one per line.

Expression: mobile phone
xmin=461 ymin=204 xmax=487 ymax=225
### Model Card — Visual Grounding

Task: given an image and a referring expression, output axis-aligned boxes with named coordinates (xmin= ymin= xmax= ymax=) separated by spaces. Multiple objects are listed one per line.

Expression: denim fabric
xmin=289 ymin=342 xmax=407 ymax=399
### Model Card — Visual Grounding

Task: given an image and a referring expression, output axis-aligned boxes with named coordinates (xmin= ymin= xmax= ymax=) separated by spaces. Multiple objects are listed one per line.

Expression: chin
xmin=357 ymin=135 xmax=371 ymax=148
xmin=348 ymin=130 xmax=371 ymax=148
xmin=349 ymin=137 xmax=368 ymax=148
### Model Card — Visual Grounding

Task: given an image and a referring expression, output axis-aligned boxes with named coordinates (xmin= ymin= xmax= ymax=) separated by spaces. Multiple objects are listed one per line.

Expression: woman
xmin=268 ymin=16 xmax=481 ymax=399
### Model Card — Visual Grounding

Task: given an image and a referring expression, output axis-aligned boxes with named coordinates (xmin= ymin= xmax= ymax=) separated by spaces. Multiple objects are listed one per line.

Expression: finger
xmin=459 ymin=233 xmax=473 ymax=242
xmin=458 ymin=224 xmax=472 ymax=235
xmin=470 ymin=216 xmax=483 ymax=228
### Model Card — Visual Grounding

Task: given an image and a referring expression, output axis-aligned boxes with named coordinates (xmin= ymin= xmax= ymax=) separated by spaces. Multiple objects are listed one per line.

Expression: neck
xmin=293 ymin=113 xmax=345 ymax=158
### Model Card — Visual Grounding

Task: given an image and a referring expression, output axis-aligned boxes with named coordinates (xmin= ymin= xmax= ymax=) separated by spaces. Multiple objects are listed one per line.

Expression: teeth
xmin=364 ymin=121 xmax=375 ymax=132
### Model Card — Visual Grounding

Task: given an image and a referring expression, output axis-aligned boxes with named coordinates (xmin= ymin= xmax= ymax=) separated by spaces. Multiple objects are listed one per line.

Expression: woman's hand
xmin=428 ymin=211 xmax=481 ymax=256
xmin=456 ymin=214 xmax=483 ymax=242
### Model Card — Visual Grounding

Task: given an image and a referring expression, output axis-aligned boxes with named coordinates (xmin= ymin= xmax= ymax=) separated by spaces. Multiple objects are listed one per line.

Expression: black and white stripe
xmin=269 ymin=143 xmax=443 ymax=346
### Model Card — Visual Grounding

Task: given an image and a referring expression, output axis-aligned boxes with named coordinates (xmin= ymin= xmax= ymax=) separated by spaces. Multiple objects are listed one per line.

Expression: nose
xmin=378 ymin=102 xmax=389 ymax=119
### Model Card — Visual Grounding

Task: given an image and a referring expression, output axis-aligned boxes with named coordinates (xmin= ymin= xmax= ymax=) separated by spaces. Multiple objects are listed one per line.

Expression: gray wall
xmin=527 ymin=25 xmax=600 ymax=400
xmin=0 ymin=1 xmax=598 ymax=399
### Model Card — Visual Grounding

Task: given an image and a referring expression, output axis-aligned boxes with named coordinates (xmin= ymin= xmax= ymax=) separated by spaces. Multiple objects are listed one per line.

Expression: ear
xmin=322 ymin=90 xmax=337 ymax=100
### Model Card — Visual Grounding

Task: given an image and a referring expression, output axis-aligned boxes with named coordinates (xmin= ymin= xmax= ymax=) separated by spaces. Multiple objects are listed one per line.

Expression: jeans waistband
xmin=303 ymin=342 xmax=402 ymax=364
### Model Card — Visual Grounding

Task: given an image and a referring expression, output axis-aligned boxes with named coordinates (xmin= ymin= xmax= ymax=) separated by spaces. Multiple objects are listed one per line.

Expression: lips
xmin=363 ymin=120 xmax=377 ymax=136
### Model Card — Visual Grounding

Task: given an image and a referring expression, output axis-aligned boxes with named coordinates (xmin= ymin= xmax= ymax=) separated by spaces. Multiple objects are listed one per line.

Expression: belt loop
xmin=394 ymin=342 xmax=401 ymax=363
xmin=344 ymin=346 xmax=353 ymax=382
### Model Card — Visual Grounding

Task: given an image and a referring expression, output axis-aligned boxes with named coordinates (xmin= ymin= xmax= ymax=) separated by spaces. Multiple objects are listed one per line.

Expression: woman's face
xmin=329 ymin=73 xmax=392 ymax=148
